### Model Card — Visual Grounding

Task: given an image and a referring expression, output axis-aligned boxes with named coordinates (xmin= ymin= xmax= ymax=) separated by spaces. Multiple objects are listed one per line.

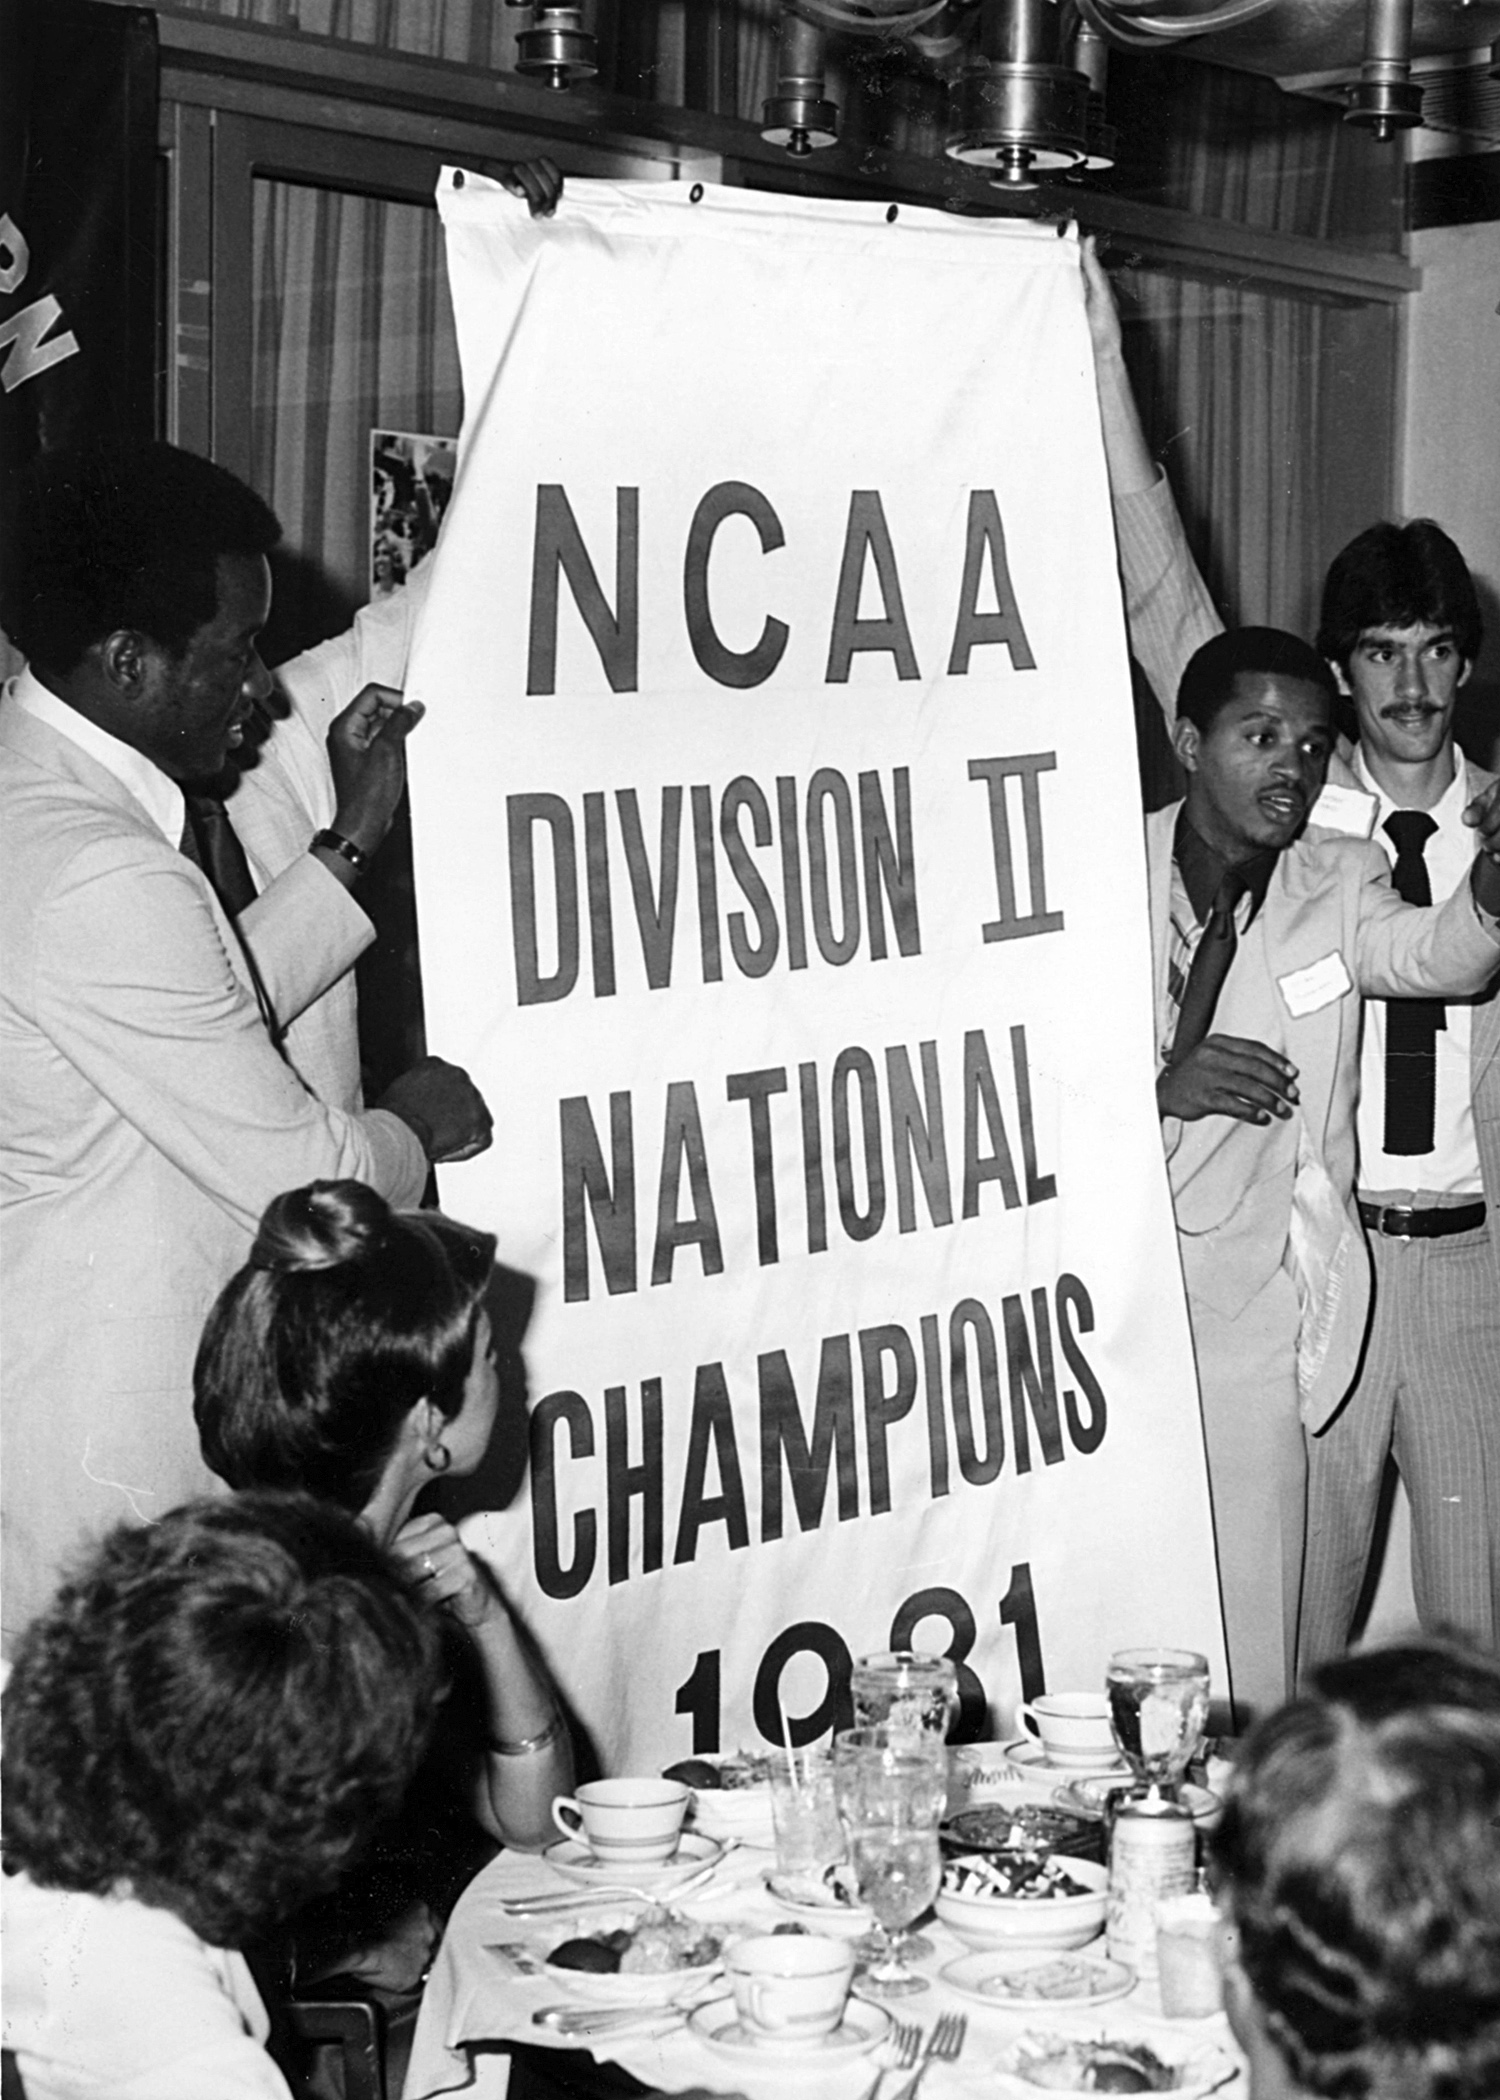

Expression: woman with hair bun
xmin=1210 ymin=1636 xmax=1500 ymax=2100
xmin=194 ymin=1180 xmax=573 ymax=1991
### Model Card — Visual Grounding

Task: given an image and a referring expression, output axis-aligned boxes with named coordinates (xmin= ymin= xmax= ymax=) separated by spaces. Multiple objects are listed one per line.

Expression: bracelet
xmin=486 ymin=1712 xmax=567 ymax=1758
xmin=312 ymin=827 xmax=368 ymax=871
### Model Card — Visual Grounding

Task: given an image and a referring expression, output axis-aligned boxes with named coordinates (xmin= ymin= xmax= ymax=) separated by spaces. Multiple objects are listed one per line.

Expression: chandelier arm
xmin=1076 ymin=0 xmax=1279 ymax=48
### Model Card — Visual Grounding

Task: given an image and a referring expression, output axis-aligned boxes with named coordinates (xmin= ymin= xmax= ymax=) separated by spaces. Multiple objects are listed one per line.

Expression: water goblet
xmin=1105 ymin=1647 xmax=1211 ymax=1804
xmin=832 ymin=1724 xmax=945 ymax=1996
xmin=850 ymin=1650 xmax=959 ymax=1749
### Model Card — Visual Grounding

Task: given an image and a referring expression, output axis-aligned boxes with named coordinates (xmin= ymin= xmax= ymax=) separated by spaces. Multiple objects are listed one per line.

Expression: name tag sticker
xmin=1309 ymin=781 xmax=1379 ymax=839
xmin=1279 ymin=951 xmax=1353 ymax=1017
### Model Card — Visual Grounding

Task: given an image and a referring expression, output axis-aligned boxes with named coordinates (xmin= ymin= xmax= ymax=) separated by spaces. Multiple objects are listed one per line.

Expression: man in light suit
xmin=1148 ymin=628 xmax=1500 ymax=1726
xmin=1083 ymin=241 xmax=1500 ymax=1665
xmin=0 ymin=442 xmax=493 ymax=1643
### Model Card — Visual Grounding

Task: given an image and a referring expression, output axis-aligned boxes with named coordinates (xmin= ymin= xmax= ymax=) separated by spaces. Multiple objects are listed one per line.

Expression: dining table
xmin=402 ymin=1825 xmax=1250 ymax=2100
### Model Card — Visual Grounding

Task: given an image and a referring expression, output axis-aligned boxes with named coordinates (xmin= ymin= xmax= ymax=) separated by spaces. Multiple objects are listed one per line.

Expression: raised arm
xmin=1081 ymin=235 xmax=1223 ymax=726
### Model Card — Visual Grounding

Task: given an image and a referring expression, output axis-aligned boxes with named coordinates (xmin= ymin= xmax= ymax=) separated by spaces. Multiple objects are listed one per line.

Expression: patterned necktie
xmin=1382 ymin=809 xmax=1444 ymax=1155
xmin=180 ymin=793 xmax=257 ymax=920
xmin=1170 ymin=867 xmax=1246 ymax=1067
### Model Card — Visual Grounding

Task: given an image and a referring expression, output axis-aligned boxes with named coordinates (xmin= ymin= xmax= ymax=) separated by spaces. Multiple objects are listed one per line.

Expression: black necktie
xmin=1382 ymin=809 xmax=1444 ymax=1155
xmin=1170 ymin=867 xmax=1246 ymax=1067
xmin=180 ymin=793 xmax=258 ymax=920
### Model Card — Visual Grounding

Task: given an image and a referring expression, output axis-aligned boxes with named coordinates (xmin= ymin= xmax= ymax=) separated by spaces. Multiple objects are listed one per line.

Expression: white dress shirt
xmin=1354 ymin=745 xmax=1481 ymax=1197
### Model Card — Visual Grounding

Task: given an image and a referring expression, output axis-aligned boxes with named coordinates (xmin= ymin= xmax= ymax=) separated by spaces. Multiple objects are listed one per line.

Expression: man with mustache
xmin=1298 ymin=531 xmax=1499 ymax=1664
xmin=1084 ymin=239 xmax=1500 ymax=1686
xmin=1148 ymin=626 xmax=1500 ymax=1726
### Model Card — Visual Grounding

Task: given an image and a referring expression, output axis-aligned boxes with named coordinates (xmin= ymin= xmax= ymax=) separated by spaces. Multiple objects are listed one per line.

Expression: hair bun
xmin=250 ymin=1181 xmax=391 ymax=1274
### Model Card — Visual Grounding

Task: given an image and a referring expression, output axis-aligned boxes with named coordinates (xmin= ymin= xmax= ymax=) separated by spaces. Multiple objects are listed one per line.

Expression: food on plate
xmin=663 ymin=1750 xmax=775 ymax=1792
xmin=661 ymin=1759 xmax=721 ymax=1790
xmin=978 ymin=1957 xmax=1118 ymax=2003
xmin=943 ymin=1802 xmax=1102 ymax=1865
xmin=547 ymin=1906 xmax=722 ymax=1976
xmin=944 ymin=1851 xmax=1094 ymax=1901
xmin=1009 ymin=2036 xmax=1179 ymax=2091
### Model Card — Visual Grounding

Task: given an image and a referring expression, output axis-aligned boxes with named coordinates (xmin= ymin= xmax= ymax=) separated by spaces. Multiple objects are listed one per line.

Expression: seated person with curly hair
xmin=1 ymin=1493 xmax=444 ymax=2100
xmin=193 ymin=1180 xmax=574 ymax=1996
xmin=1211 ymin=1637 xmax=1500 ymax=2100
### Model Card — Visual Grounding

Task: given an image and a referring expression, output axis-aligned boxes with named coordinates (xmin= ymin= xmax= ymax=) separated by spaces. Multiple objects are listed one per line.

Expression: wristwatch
xmin=312 ymin=827 xmax=368 ymax=872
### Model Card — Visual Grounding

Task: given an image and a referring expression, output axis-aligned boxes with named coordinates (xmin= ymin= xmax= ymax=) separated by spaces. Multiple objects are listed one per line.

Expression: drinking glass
xmin=1105 ymin=1648 xmax=1211 ymax=1803
xmin=832 ymin=1724 xmax=945 ymax=1996
xmin=850 ymin=1650 xmax=959 ymax=1749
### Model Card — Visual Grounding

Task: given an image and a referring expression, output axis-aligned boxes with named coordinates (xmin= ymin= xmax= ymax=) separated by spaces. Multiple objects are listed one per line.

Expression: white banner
xmin=409 ymin=173 xmax=1225 ymax=1774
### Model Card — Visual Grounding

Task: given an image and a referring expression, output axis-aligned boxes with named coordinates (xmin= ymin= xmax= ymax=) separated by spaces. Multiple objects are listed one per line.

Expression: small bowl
xmin=666 ymin=1755 xmax=776 ymax=1846
xmin=935 ymin=1854 xmax=1108 ymax=1952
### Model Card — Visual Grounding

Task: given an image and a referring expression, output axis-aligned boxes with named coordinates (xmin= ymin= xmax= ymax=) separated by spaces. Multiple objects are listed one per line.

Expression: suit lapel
xmin=1462 ymin=757 xmax=1500 ymax=1086
xmin=0 ymin=696 xmax=275 ymax=1028
xmin=1259 ymin=843 xmax=1348 ymax=1157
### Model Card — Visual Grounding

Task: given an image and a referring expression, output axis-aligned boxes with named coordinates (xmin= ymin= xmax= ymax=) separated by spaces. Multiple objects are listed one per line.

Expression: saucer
xmin=688 ymin=1994 xmax=889 ymax=2064
xmin=542 ymin=1831 xmax=723 ymax=1887
xmin=763 ymin=1869 xmax=872 ymax=1928
xmin=940 ymin=1949 xmax=1136 ymax=2012
xmin=1002 ymin=1737 xmax=1128 ymax=1781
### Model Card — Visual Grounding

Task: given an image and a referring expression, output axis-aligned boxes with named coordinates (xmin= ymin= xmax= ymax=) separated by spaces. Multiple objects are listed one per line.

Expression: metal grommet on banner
xmin=886 ymin=204 xmax=899 ymax=222
xmin=689 ymin=183 xmax=704 ymax=204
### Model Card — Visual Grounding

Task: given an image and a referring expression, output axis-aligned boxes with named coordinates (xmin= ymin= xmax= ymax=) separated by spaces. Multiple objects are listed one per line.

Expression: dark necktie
xmin=1382 ymin=809 xmax=1444 ymax=1155
xmin=180 ymin=793 xmax=258 ymax=920
xmin=1170 ymin=867 xmax=1246 ymax=1067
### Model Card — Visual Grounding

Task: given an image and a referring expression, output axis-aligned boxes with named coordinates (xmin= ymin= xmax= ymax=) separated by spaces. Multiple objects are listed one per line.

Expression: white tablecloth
xmin=403 ymin=1840 xmax=1249 ymax=2100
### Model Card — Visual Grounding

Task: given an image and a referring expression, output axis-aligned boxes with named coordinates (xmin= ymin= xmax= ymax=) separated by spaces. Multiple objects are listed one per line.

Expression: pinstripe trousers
xmin=1300 ymin=1206 xmax=1500 ymax=1671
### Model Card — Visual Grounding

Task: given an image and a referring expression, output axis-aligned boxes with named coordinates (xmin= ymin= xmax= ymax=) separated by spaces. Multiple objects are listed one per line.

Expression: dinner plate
xmin=542 ymin=1831 xmax=724 ymax=1888
xmin=939 ymin=1949 xmax=1136 ymax=2012
xmin=687 ymin=1993 xmax=890 ymax=2064
xmin=540 ymin=1953 xmax=723 ymax=2004
xmin=994 ymin=2026 xmax=1237 ymax=2098
xmin=762 ymin=1869 xmax=873 ymax=1927
xmin=1002 ymin=1737 xmax=1129 ymax=1782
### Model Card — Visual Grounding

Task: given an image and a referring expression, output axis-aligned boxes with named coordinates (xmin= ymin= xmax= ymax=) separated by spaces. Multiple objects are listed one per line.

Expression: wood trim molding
xmin=156 ymin=9 xmax=1418 ymax=300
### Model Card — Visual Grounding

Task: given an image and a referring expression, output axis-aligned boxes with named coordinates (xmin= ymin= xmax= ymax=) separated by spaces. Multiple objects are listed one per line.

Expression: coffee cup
xmin=726 ymin=1933 xmax=855 ymax=2044
xmin=551 ymin=1778 xmax=688 ymax=1864
xmin=1017 ymin=1692 xmax=1117 ymax=1767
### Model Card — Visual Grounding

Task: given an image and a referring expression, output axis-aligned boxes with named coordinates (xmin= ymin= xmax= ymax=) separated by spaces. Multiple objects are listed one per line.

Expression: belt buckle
xmin=1379 ymin=1205 xmax=1416 ymax=1239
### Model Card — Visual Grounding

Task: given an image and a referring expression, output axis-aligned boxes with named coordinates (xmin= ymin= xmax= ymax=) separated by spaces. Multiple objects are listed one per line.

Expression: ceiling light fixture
xmin=947 ymin=0 xmax=1090 ymax=189
xmin=1342 ymin=0 xmax=1424 ymax=138
xmin=761 ymin=6 xmax=841 ymax=154
xmin=508 ymin=2 xmax=598 ymax=91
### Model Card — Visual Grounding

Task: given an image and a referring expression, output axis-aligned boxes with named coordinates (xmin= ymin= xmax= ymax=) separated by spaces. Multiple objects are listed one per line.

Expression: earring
xmin=424 ymin=1442 xmax=452 ymax=1475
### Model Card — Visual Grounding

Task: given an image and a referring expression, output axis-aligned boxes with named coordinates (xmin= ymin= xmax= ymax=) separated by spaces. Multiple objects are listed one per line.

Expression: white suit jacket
xmin=1147 ymin=804 xmax=1500 ymax=1429
xmin=1116 ymin=476 xmax=1500 ymax=1307
xmin=230 ymin=564 xmax=428 ymax=1108
xmin=0 ymin=692 xmax=428 ymax=1641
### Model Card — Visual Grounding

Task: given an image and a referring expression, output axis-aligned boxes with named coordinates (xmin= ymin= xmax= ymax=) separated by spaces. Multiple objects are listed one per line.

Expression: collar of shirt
xmin=1172 ymin=806 xmax=1278 ymax=929
xmin=1351 ymin=741 xmax=1466 ymax=834
xmin=10 ymin=666 xmax=185 ymax=848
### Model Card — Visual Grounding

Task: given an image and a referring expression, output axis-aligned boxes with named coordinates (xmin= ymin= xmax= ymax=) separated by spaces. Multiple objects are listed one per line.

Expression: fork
xmin=889 ymin=2011 xmax=967 ymax=2100
xmin=858 ymin=2017 xmax=924 ymax=2100
xmin=500 ymin=1847 xmax=732 ymax=1915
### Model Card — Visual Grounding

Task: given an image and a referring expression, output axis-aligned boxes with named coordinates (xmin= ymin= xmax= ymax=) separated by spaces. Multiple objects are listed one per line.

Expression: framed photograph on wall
xmin=370 ymin=428 xmax=457 ymax=596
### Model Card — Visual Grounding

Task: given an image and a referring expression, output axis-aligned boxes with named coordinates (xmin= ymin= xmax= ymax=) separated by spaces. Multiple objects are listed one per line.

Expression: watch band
xmin=312 ymin=827 xmax=368 ymax=872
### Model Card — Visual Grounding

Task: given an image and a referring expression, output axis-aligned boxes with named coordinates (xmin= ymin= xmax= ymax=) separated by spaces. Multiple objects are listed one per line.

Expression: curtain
xmin=253 ymin=180 xmax=460 ymax=632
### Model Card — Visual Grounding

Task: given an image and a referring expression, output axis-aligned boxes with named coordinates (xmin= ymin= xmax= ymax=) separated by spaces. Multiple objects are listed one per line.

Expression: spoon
xmin=532 ymin=1993 xmax=718 ymax=2039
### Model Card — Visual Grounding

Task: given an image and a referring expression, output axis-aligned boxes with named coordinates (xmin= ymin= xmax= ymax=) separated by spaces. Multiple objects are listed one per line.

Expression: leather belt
xmin=1358 ymin=1199 xmax=1487 ymax=1240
